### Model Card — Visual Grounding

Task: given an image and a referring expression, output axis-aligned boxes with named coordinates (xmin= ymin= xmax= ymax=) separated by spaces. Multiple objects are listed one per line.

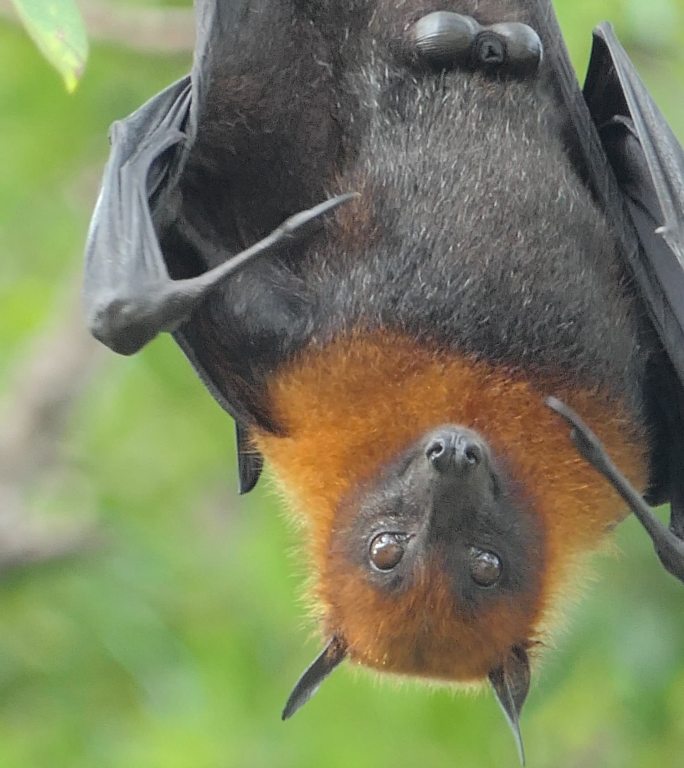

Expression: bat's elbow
xmin=84 ymin=293 xmax=151 ymax=356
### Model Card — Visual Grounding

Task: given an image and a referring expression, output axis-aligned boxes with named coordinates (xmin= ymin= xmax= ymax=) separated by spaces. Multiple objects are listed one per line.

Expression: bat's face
xmin=319 ymin=425 xmax=544 ymax=681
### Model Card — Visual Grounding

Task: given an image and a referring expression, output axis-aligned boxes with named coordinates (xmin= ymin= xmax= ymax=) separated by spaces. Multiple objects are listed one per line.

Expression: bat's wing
xmin=82 ymin=75 xmax=192 ymax=356
xmin=83 ymin=0 xmax=350 ymax=493
xmin=583 ymin=24 xmax=684 ymax=380
xmin=526 ymin=6 xmax=684 ymax=377
xmin=527 ymin=1 xmax=684 ymax=559
xmin=582 ymin=23 xmax=684 ymax=537
xmin=83 ymin=0 xmax=285 ymax=356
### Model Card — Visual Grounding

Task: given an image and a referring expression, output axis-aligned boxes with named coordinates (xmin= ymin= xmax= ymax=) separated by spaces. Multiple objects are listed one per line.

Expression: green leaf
xmin=10 ymin=0 xmax=88 ymax=92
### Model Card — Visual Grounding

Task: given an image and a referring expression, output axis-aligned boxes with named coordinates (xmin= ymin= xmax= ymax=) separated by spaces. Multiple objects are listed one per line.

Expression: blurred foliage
xmin=9 ymin=0 xmax=88 ymax=91
xmin=1 ymin=1 xmax=683 ymax=766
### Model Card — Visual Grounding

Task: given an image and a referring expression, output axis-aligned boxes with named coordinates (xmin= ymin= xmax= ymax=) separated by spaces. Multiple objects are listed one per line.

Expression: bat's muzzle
xmin=425 ymin=427 xmax=485 ymax=474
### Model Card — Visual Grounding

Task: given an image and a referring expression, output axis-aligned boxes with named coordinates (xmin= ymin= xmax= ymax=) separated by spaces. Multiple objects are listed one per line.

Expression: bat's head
xmin=281 ymin=422 xmax=544 ymax=757
xmin=255 ymin=330 xmax=648 ymax=762
xmin=320 ymin=424 xmax=543 ymax=680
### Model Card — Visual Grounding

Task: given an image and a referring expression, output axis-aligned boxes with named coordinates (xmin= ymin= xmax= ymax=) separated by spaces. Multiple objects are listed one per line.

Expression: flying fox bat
xmin=83 ymin=0 xmax=684 ymax=761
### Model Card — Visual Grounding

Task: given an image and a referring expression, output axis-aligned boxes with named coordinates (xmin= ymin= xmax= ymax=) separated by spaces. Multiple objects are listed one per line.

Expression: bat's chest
xmin=301 ymin=70 xmax=647 ymax=411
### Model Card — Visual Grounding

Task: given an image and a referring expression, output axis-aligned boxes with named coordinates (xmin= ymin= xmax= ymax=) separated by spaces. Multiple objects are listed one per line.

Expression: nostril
xmin=462 ymin=441 xmax=482 ymax=465
xmin=426 ymin=438 xmax=447 ymax=467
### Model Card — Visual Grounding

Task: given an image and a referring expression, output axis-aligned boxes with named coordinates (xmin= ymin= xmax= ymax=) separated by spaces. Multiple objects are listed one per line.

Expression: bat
xmin=82 ymin=0 xmax=684 ymax=761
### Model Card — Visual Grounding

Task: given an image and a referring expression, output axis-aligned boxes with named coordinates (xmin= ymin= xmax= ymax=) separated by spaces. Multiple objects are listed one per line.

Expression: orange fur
xmin=319 ymin=557 xmax=541 ymax=681
xmin=253 ymin=331 xmax=648 ymax=680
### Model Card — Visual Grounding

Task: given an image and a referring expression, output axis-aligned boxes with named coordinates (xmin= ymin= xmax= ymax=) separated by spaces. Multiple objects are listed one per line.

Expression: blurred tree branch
xmin=0 ymin=291 xmax=104 ymax=573
xmin=0 ymin=0 xmax=195 ymax=54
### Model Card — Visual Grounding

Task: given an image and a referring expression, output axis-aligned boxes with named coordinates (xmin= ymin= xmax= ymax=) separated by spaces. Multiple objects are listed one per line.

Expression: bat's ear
xmin=488 ymin=645 xmax=530 ymax=766
xmin=282 ymin=636 xmax=347 ymax=720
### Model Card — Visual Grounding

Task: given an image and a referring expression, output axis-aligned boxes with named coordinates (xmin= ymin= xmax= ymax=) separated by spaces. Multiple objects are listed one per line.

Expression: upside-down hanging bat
xmin=82 ymin=0 xmax=684 ymax=760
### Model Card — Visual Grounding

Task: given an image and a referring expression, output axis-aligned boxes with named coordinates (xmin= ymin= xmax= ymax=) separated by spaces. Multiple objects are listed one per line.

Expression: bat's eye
xmin=469 ymin=547 xmax=502 ymax=587
xmin=369 ymin=532 xmax=409 ymax=571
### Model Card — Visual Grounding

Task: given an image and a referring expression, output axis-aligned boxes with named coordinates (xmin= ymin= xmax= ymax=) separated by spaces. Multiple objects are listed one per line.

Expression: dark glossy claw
xmin=412 ymin=11 xmax=480 ymax=70
xmin=282 ymin=636 xmax=347 ymax=720
xmin=489 ymin=646 xmax=530 ymax=766
xmin=487 ymin=23 xmax=544 ymax=75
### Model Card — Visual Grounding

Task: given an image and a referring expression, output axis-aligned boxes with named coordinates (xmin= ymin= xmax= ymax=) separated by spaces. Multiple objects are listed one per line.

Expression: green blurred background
xmin=1 ymin=1 xmax=683 ymax=766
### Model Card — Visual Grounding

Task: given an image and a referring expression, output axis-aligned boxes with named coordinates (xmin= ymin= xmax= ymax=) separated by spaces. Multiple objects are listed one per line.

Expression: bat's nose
xmin=424 ymin=428 xmax=484 ymax=473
